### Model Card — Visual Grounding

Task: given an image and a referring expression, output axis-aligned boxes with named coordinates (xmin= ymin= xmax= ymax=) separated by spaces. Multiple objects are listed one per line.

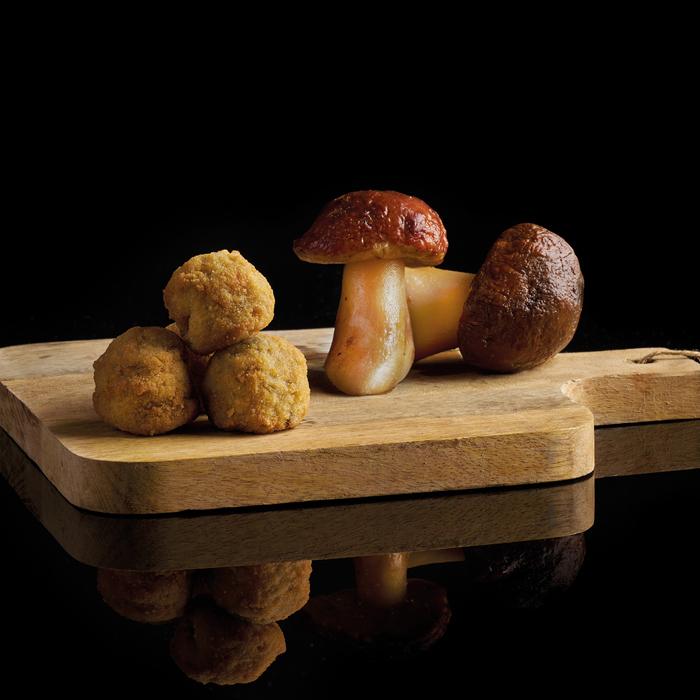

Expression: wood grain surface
xmin=0 ymin=328 xmax=698 ymax=514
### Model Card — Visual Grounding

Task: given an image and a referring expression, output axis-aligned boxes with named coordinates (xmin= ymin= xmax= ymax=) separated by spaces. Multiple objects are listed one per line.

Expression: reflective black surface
xmin=1 ymin=429 xmax=698 ymax=695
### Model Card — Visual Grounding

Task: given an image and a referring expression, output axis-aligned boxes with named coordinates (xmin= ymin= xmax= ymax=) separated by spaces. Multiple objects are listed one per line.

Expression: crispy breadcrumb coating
xmin=97 ymin=569 xmax=191 ymax=623
xmin=92 ymin=327 xmax=199 ymax=436
xmin=202 ymin=335 xmax=310 ymax=434
xmin=163 ymin=250 xmax=274 ymax=355
xmin=207 ymin=560 xmax=312 ymax=624
xmin=166 ymin=322 xmax=210 ymax=405
xmin=170 ymin=600 xmax=286 ymax=685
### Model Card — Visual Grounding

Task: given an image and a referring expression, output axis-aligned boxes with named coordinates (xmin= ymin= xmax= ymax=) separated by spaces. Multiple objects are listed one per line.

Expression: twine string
xmin=634 ymin=349 xmax=700 ymax=365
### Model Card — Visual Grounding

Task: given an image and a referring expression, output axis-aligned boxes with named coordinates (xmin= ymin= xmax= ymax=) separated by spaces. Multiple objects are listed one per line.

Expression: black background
xmin=2 ymin=102 xmax=698 ymax=695
xmin=2 ymin=121 xmax=697 ymax=350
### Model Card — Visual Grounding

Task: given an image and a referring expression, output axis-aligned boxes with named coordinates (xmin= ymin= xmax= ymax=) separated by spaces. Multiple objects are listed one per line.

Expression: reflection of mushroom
xmin=461 ymin=534 xmax=586 ymax=608
xmin=97 ymin=569 xmax=191 ymax=623
xmin=171 ymin=600 xmax=285 ymax=685
xmin=459 ymin=223 xmax=584 ymax=372
xmin=354 ymin=549 xmax=464 ymax=608
xmin=305 ymin=549 xmax=460 ymax=652
xmin=405 ymin=223 xmax=583 ymax=368
xmin=206 ymin=560 xmax=312 ymax=624
xmin=294 ymin=190 xmax=447 ymax=395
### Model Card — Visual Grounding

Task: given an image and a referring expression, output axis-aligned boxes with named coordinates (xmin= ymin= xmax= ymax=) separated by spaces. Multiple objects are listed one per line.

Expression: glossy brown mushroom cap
xmin=293 ymin=190 xmax=447 ymax=266
xmin=458 ymin=223 xmax=584 ymax=372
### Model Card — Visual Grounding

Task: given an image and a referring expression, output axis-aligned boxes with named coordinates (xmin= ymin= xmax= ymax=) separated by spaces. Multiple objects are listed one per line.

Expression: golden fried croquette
xmin=163 ymin=250 xmax=275 ymax=355
xmin=166 ymin=322 xmax=211 ymax=396
xmin=97 ymin=568 xmax=192 ymax=623
xmin=202 ymin=335 xmax=310 ymax=434
xmin=93 ymin=327 xmax=200 ymax=436
xmin=207 ymin=560 xmax=312 ymax=624
xmin=170 ymin=600 xmax=286 ymax=685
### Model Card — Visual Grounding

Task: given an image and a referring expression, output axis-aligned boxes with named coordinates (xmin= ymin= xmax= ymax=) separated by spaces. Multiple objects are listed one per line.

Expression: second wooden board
xmin=0 ymin=328 xmax=698 ymax=514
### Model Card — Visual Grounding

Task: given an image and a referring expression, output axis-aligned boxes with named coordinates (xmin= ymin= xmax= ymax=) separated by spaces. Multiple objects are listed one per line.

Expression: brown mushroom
xmin=458 ymin=223 xmax=583 ymax=372
xmin=293 ymin=191 xmax=447 ymax=395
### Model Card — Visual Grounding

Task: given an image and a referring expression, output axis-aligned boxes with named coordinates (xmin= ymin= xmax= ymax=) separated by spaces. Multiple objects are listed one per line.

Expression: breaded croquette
xmin=202 ymin=335 xmax=310 ymax=433
xmin=166 ymin=322 xmax=210 ymax=399
xmin=163 ymin=250 xmax=274 ymax=355
xmin=93 ymin=326 xmax=199 ymax=436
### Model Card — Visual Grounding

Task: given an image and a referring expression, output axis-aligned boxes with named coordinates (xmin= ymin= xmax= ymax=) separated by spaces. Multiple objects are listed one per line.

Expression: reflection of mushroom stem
xmin=325 ymin=259 xmax=414 ymax=396
xmin=407 ymin=548 xmax=465 ymax=568
xmin=355 ymin=553 xmax=408 ymax=608
xmin=354 ymin=549 xmax=465 ymax=608
xmin=405 ymin=268 xmax=475 ymax=361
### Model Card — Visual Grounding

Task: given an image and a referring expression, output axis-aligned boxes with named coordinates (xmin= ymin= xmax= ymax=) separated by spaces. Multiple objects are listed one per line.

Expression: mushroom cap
xmin=293 ymin=190 xmax=447 ymax=266
xmin=303 ymin=579 xmax=451 ymax=653
xmin=458 ymin=223 xmax=584 ymax=372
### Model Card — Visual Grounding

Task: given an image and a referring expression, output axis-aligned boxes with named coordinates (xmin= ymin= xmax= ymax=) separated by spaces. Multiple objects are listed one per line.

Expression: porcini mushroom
xmin=458 ymin=223 xmax=584 ymax=372
xmin=293 ymin=191 xmax=447 ymax=395
xmin=405 ymin=223 xmax=583 ymax=367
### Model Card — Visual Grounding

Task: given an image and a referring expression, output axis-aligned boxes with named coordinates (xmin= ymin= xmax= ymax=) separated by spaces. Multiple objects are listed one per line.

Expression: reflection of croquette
xmin=163 ymin=250 xmax=274 ymax=355
xmin=207 ymin=560 xmax=312 ymax=623
xmin=97 ymin=569 xmax=191 ymax=623
xmin=202 ymin=336 xmax=310 ymax=434
xmin=93 ymin=327 xmax=199 ymax=435
xmin=171 ymin=600 xmax=285 ymax=685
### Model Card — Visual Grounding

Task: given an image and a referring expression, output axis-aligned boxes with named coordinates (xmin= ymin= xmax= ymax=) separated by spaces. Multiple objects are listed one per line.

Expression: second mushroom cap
xmin=458 ymin=223 xmax=584 ymax=372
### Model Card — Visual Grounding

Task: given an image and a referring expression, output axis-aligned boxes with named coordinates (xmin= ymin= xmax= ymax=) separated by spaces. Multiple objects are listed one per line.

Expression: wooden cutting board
xmin=0 ymin=328 xmax=698 ymax=514
xmin=0 ymin=427 xmax=595 ymax=570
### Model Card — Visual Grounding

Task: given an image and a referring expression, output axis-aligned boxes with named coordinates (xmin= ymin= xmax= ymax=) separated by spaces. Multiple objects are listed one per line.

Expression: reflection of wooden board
xmin=0 ymin=428 xmax=594 ymax=571
xmin=0 ymin=328 xmax=698 ymax=514
xmin=595 ymin=420 xmax=700 ymax=478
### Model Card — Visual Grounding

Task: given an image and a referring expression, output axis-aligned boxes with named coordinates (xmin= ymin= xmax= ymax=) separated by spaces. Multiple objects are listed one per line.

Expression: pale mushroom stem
xmin=325 ymin=258 xmax=414 ymax=395
xmin=405 ymin=267 xmax=475 ymax=361
xmin=354 ymin=549 xmax=466 ymax=608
